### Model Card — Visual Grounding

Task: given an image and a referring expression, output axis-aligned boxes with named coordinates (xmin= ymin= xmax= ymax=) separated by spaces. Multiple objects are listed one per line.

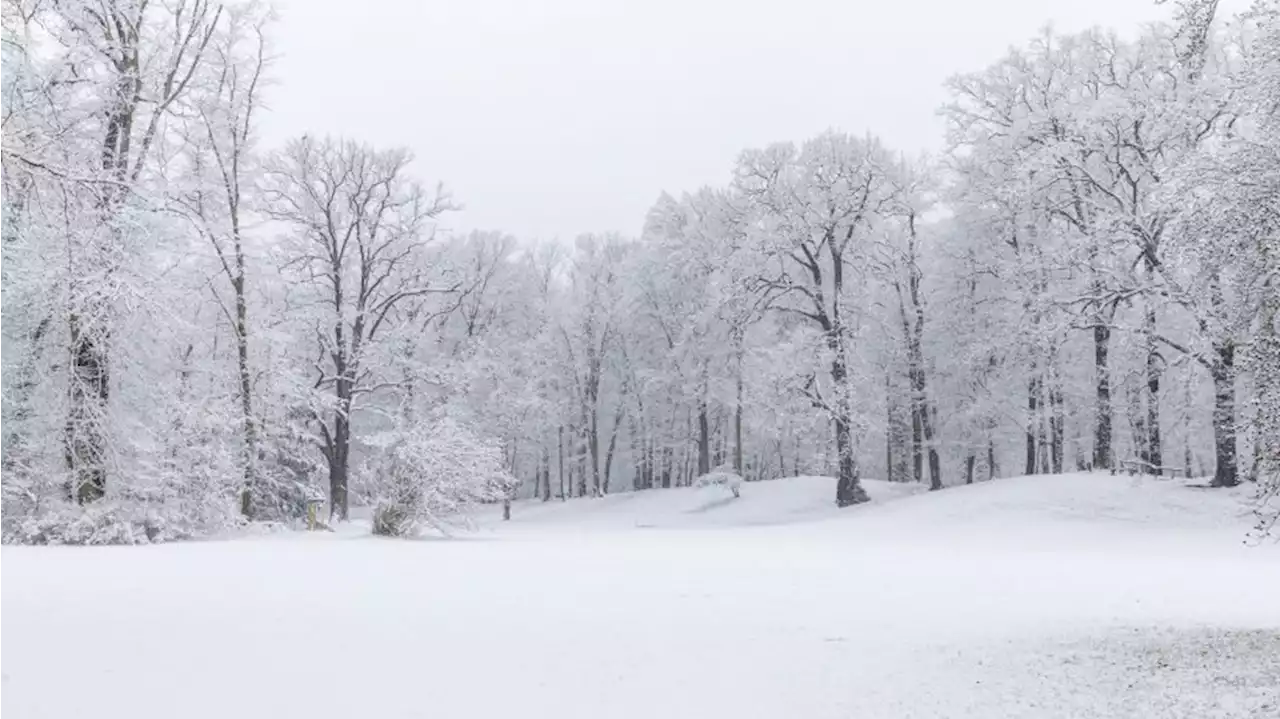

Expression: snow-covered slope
xmin=4 ymin=473 xmax=1277 ymax=719
xmin=474 ymin=475 xmax=925 ymax=530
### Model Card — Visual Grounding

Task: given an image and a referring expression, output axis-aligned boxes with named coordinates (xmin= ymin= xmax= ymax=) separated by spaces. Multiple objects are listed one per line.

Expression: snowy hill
xmin=479 ymin=472 xmax=1260 ymax=547
xmin=4 ymin=472 xmax=1277 ymax=719
xmin=475 ymin=475 xmax=926 ymax=530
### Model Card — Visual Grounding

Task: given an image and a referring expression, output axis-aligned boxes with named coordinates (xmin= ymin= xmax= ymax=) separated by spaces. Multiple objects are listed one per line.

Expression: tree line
xmin=1 ymin=0 xmax=1276 ymax=542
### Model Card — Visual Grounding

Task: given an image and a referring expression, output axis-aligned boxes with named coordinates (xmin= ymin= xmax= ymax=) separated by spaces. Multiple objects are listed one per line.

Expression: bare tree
xmin=736 ymin=132 xmax=894 ymax=507
xmin=264 ymin=137 xmax=454 ymax=520
xmin=53 ymin=0 xmax=222 ymax=503
xmin=176 ymin=2 xmax=272 ymax=517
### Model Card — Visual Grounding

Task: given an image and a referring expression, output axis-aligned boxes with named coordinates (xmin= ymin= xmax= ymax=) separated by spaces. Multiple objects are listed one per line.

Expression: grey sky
xmin=263 ymin=0 xmax=1246 ymax=241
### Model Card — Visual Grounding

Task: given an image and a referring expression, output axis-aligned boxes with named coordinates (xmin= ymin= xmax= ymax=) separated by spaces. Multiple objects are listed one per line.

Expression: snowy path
xmin=4 ymin=474 xmax=1278 ymax=718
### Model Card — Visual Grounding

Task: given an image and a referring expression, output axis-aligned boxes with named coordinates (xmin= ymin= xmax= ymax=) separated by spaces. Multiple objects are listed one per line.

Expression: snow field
xmin=3 ymin=473 xmax=1277 ymax=718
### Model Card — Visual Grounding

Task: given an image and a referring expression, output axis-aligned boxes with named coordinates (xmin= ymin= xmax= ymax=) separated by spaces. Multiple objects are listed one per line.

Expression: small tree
xmin=363 ymin=417 xmax=515 ymax=537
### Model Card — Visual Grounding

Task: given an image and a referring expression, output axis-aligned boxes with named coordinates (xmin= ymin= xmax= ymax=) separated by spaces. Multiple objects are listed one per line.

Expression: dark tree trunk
xmin=697 ymin=400 xmax=711 ymax=477
xmin=965 ymin=454 xmax=976 ymax=485
xmin=234 ymin=275 xmax=257 ymax=517
xmin=1093 ymin=320 xmax=1112 ymax=470
xmin=67 ymin=313 xmax=109 ymax=504
xmin=1025 ymin=372 xmax=1039 ymax=475
xmin=602 ymin=403 xmax=625 ymax=494
xmin=1209 ymin=342 xmax=1238 ymax=487
xmin=557 ymin=425 xmax=566 ymax=501
xmin=329 ymin=405 xmax=350 ymax=521
xmin=923 ymin=407 xmax=942 ymax=491
xmin=987 ymin=438 xmax=997 ymax=481
xmin=541 ymin=443 xmax=551 ymax=502
xmin=834 ymin=416 xmax=868 ymax=506
xmin=589 ymin=408 xmax=601 ymax=497
xmin=1145 ymin=299 xmax=1163 ymax=473
xmin=1049 ymin=368 xmax=1064 ymax=475
xmin=911 ymin=402 xmax=924 ymax=484
xmin=576 ymin=420 xmax=588 ymax=498
xmin=832 ymin=348 xmax=869 ymax=506
xmin=886 ymin=371 xmax=896 ymax=483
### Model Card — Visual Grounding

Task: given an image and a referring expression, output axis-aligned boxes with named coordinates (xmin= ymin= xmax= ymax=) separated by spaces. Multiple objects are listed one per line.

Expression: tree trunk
xmin=1145 ymin=298 xmax=1163 ymax=474
xmin=965 ymin=454 xmax=976 ymax=485
xmin=697 ymin=400 xmax=711 ymax=477
xmin=1025 ymin=371 xmax=1039 ymax=475
xmin=329 ymin=400 xmax=350 ymax=521
xmin=834 ymin=415 xmax=868 ymax=506
xmin=557 ymin=425 xmax=566 ymax=501
xmin=734 ymin=341 xmax=745 ymax=474
xmin=67 ymin=312 xmax=109 ymax=504
xmin=1209 ymin=342 xmax=1238 ymax=487
xmin=589 ymin=406 xmax=601 ymax=497
xmin=922 ymin=405 xmax=942 ymax=491
xmin=602 ymin=403 xmax=625 ymax=494
xmin=1049 ymin=362 xmax=1065 ymax=475
xmin=1092 ymin=319 xmax=1112 ymax=470
xmin=233 ymin=272 xmax=257 ymax=518
xmin=832 ymin=349 xmax=869 ymax=506
xmin=541 ymin=442 xmax=551 ymax=502
xmin=886 ymin=371 xmax=896 ymax=483
xmin=911 ymin=400 xmax=924 ymax=484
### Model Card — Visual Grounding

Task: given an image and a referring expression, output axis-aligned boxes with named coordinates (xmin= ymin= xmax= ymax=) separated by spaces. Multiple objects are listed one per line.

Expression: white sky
xmin=262 ymin=0 xmax=1249 ymax=240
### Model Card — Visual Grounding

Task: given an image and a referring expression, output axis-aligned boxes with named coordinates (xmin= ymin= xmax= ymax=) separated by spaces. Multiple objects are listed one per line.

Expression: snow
xmin=4 ymin=473 xmax=1278 ymax=719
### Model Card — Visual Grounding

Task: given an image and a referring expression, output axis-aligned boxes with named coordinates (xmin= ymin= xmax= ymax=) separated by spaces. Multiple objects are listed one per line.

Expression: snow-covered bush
xmin=694 ymin=467 xmax=744 ymax=498
xmin=3 ymin=501 xmax=196 ymax=545
xmin=361 ymin=417 xmax=516 ymax=537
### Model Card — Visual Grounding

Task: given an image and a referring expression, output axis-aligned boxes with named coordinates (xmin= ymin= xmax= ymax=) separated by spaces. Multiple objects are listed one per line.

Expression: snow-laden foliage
xmin=693 ymin=468 xmax=744 ymax=498
xmin=361 ymin=418 xmax=517 ymax=537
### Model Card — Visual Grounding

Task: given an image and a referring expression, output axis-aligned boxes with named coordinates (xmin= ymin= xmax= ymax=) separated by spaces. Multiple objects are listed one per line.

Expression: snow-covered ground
xmin=4 ymin=473 xmax=1278 ymax=718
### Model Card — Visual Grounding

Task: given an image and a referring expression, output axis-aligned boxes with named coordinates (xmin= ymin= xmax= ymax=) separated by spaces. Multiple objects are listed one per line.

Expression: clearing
xmin=3 ymin=473 xmax=1277 ymax=718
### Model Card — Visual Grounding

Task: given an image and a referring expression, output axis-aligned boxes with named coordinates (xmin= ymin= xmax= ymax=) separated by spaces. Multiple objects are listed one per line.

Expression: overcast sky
xmin=261 ymin=0 xmax=1249 ymax=241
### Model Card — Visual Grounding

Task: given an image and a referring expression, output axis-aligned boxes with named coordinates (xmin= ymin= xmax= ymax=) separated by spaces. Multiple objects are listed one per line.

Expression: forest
xmin=1 ymin=0 xmax=1277 ymax=543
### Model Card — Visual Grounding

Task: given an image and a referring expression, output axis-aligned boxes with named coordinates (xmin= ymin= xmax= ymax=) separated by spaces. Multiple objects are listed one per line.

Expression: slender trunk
xmin=697 ymin=398 xmax=711 ymax=476
xmin=987 ymin=438 xmax=997 ymax=481
xmin=557 ymin=425 xmax=566 ymax=501
xmin=922 ymin=405 xmax=942 ymax=491
xmin=911 ymin=402 xmax=924 ymax=484
xmin=589 ymin=405 xmax=601 ymax=497
xmin=330 ymin=396 xmax=350 ymax=521
xmin=734 ymin=338 xmax=745 ymax=473
xmin=1037 ymin=370 xmax=1050 ymax=474
xmin=575 ymin=419 xmax=588 ymax=498
xmin=233 ymin=271 xmax=256 ymax=518
xmin=1049 ymin=358 xmax=1064 ymax=475
xmin=965 ymin=454 xmax=976 ymax=485
xmin=602 ymin=403 xmax=625 ymax=494
xmin=886 ymin=371 xmax=896 ymax=482
xmin=1025 ymin=371 xmax=1039 ymax=475
xmin=541 ymin=442 xmax=551 ymax=502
